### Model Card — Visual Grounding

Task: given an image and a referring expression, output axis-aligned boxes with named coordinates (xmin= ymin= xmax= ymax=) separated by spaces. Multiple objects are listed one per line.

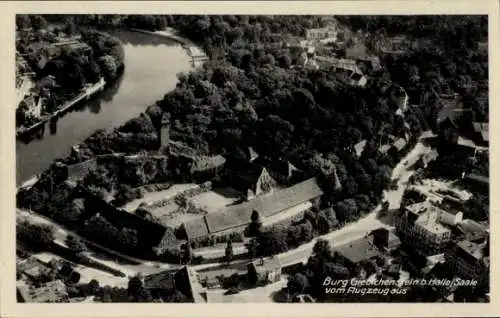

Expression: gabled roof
xmin=144 ymin=269 xmax=177 ymax=290
xmin=336 ymin=237 xmax=381 ymax=264
xmin=392 ymin=138 xmax=407 ymax=151
xmin=183 ymin=217 xmax=210 ymax=241
xmin=354 ymin=140 xmax=367 ymax=157
xmin=201 ymin=177 xmax=323 ymax=235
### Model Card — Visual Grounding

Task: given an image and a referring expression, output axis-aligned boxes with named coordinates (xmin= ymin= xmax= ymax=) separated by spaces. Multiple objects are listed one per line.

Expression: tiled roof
xmin=186 ymin=177 xmax=323 ymax=236
xmin=392 ymin=138 xmax=407 ymax=151
xmin=336 ymin=238 xmax=381 ymax=264
xmin=144 ymin=269 xmax=177 ymax=290
xmin=18 ymin=280 xmax=68 ymax=303
xmin=183 ymin=217 xmax=210 ymax=241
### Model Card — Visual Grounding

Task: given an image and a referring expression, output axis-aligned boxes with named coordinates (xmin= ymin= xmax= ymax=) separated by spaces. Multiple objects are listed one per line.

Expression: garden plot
xmin=188 ymin=188 xmax=241 ymax=213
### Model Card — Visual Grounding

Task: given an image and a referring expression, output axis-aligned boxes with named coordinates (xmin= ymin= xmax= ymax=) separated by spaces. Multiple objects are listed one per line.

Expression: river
xmin=16 ymin=30 xmax=194 ymax=184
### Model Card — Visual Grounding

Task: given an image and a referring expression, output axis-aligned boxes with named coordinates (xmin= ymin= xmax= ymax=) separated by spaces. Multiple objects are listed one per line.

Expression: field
xmin=188 ymin=188 xmax=241 ymax=213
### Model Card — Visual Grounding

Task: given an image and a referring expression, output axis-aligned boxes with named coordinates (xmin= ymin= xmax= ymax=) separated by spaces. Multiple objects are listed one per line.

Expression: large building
xmin=181 ymin=177 xmax=324 ymax=241
xmin=17 ymin=280 xmax=69 ymax=303
xmin=446 ymin=239 xmax=489 ymax=285
xmin=396 ymin=201 xmax=452 ymax=255
xmin=305 ymin=26 xmax=338 ymax=42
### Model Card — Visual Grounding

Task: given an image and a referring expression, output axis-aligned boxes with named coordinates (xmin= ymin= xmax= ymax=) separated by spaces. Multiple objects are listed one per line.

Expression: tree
xmin=182 ymin=242 xmax=192 ymax=264
xmin=128 ymin=276 xmax=143 ymax=295
xmin=248 ymin=210 xmax=263 ymax=236
xmin=30 ymin=15 xmax=48 ymax=31
xmin=313 ymin=239 xmax=331 ymax=260
xmin=65 ymin=234 xmax=87 ymax=254
xmin=87 ymin=279 xmax=100 ymax=295
xmin=17 ymin=221 xmax=54 ymax=250
xmin=117 ymin=228 xmax=139 ymax=249
xmin=64 ymin=19 xmax=77 ymax=36
xmin=287 ymin=272 xmax=309 ymax=295
xmin=98 ymin=55 xmax=118 ymax=79
xmin=316 ymin=210 xmax=331 ymax=235
xmin=16 ymin=15 xmax=32 ymax=30
xmin=114 ymin=184 xmax=137 ymax=206
xmin=225 ymin=240 xmax=234 ymax=262
xmin=247 ymin=238 xmax=258 ymax=259
xmin=336 ymin=199 xmax=359 ymax=223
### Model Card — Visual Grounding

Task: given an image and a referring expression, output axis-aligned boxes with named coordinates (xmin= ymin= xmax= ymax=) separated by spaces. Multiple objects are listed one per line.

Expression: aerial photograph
xmin=15 ymin=14 xmax=489 ymax=303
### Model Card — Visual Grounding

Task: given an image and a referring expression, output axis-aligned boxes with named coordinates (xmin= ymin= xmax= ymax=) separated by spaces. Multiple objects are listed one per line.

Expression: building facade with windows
xmin=396 ymin=201 xmax=452 ymax=255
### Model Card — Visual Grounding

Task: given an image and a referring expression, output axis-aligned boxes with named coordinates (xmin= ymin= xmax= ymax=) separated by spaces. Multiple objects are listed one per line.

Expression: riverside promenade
xmin=16 ymin=78 xmax=106 ymax=138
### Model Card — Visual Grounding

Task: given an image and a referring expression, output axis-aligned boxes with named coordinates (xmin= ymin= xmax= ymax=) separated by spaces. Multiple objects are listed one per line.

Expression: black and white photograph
xmin=5 ymin=1 xmax=496 ymax=312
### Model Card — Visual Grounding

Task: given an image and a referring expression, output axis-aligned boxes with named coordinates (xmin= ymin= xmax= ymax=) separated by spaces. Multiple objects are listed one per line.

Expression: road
xmin=17 ymin=209 xmax=174 ymax=278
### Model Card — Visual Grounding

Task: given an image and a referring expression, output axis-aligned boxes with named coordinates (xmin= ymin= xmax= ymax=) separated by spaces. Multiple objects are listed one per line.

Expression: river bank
xmin=17 ymin=78 xmax=106 ymax=138
xmin=16 ymin=30 xmax=193 ymax=184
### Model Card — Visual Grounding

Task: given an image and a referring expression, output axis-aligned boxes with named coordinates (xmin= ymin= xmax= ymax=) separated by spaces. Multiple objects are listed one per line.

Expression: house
xmin=335 ymin=237 xmax=382 ymax=267
xmin=349 ymin=72 xmax=367 ymax=87
xmin=247 ymin=257 xmax=282 ymax=285
xmin=19 ymin=93 xmax=43 ymax=118
xmin=462 ymin=172 xmax=489 ymax=191
xmin=353 ymin=139 xmax=367 ymax=158
xmin=143 ymin=266 xmax=206 ymax=303
xmin=446 ymin=239 xmax=489 ymax=285
xmin=436 ymin=207 xmax=463 ymax=227
xmin=253 ymin=158 xmax=303 ymax=186
xmin=305 ymin=26 xmax=337 ymax=42
xmin=456 ymin=219 xmax=488 ymax=242
xmin=182 ymin=177 xmax=324 ymax=241
xmin=17 ymin=256 xmax=55 ymax=284
xmin=222 ymin=158 xmax=277 ymax=200
xmin=396 ymin=201 xmax=452 ymax=256
xmin=17 ymin=280 xmax=69 ymax=303
xmin=388 ymin=138 xmax=408 ymax=159
xmin=369 ymin=228 xmax=401 ymax=253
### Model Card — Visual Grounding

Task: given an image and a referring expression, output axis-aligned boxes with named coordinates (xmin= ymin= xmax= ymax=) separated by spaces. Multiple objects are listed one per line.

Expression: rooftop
xmin=405 ymin=201 xmax=452 ymax=235
xmin=184 ymin=177 xmax=323 ymax=237
xmin=463 ymin=173 xmax=489 ymax=185
xmin=393 ymin=138 xmax=407 ymax=151
xmin=335 ymin=237 xmax=381 ymax=264
xmin=17 ymin=280 xmax=68 ymax=303
xmin=354 ymin=139 xmax=367 ymax=157
xmin=456 ymin=240 xmax=485 ymax=261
